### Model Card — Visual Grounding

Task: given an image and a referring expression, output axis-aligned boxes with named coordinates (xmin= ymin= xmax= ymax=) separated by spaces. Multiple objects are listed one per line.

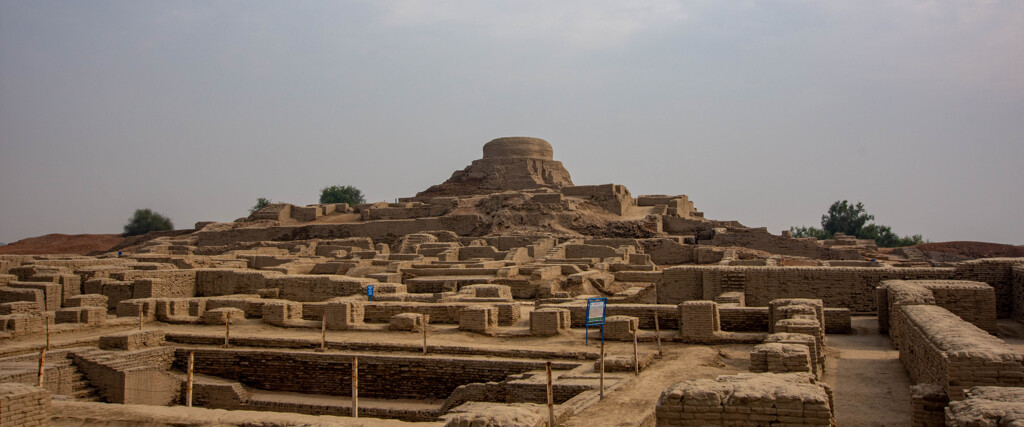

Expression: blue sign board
xmin=367 ymin=284 xmax=374 ymax=301
xmin=584 ymin=297 xmax=607 ymax=345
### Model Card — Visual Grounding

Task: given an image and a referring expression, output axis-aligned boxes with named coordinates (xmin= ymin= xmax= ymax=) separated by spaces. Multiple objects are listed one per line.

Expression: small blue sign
xmin=584 ymin=297 xmax=607 ymax=345
xmin=367 ymin=284 xmax=374 ymax=301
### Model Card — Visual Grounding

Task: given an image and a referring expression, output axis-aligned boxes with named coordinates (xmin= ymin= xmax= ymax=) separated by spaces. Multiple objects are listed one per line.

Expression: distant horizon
xmin=2 ymin=1 xmax=1022 ymax=245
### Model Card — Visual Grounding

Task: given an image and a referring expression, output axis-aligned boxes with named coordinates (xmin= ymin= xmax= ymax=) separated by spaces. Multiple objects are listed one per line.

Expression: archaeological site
xmin=2 ymin=137 xmax=1023 ymax=426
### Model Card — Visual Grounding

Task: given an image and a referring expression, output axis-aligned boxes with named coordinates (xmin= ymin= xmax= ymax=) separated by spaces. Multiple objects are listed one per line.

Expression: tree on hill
xmin=249 ymin=197 xmax=272 ymax=215
xmin=319 ymin=185 xmax=366 ymax=205
xmin=123 ymin=209 xmax=174 ymax=236
xmin=790 ymin=200 xmax=925 ymax=247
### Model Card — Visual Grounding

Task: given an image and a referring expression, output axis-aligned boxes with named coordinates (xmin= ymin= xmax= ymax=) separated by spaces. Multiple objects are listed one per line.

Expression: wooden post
xmin=223 ymin=312 xmax=230 ymax=347
xmin=37 ymin=348 xmax=45 ymax=387
xmin=599 ymin=338 xmax=605 ymax=399
xmin=546 ymin=361 xmax=555 ymax=427
xmin=351 ymin=356 xmax=359 ymax=418
xmin=139 ymin=309 xmax=144 ymax=331
xmin=186 ymin=351 xmax=194 ymax=407
xmin=654 ymin=309 xmax=662 ymax=357
xmin=320 ymin=316 xmax=327 ymax=351
xmin=633 ymin=324 xmax=640 ymax=376
xmin=421 ymin=316 xmax=428 ymax=355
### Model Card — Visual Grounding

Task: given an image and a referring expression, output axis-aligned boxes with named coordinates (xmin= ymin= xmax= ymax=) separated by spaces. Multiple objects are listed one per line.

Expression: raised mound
xmin=0 ymin=233 xmax=124 ymax=255
xmin=915 ymin=241 xmax=1024 ymax=259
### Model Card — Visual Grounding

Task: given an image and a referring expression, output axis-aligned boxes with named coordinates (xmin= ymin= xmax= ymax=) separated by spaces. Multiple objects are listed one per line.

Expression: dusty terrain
xmin=0 ymin=234 xmax=123 ymax=255
xmin=916 ymin=241 xmax=1024 ymax=259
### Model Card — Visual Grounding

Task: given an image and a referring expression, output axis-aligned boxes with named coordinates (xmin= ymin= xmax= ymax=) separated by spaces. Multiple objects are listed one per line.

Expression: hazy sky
xmin=2 ymin=1 xmax=1022 ymax=245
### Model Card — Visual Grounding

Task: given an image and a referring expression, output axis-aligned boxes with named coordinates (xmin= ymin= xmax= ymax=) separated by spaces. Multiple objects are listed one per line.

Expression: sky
xmin=1 ymin=0 xmax=1022 ymax=245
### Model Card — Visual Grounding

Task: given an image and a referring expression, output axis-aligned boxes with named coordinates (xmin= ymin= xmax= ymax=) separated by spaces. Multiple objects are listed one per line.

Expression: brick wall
xmin=0 ymin=383 xmax=50 ymax=427
xmin=895 ymin=305 xmax=1024 ymax=400
xmin=173 ymin=348 xmax=578 ymax=400
xmin=658 ymin=265 xmax=953 ymax=312
xmin=952 ymin=258 xmax=1024 ymax=318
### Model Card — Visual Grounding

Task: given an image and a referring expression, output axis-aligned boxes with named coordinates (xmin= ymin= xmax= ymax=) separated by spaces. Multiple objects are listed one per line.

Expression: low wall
xmin=945 ymin=386 xmax=1024 ymax=426
xmin=70 ymin=347 xmax=178 ymax=405
xmin=173 ymin=348 xmax=578 ymax=400
xmin=952 ymin=258 xmax=1024 ymax=318
xmin=0 ymin=383 xmax=51 ymax=427
xmin=363 ymin=301 xmax=520 ymax=326
xmin=895 ymin=305 xmax=1024 ymax=400
xmin=655 ymin=372 xmax=834 ymax=426
xmin=658 ymin=265 xmax=954 ymax=312
xmin=541 ymin=303 xmax=850 ymax=333
xmin=194 ymin=215 xmax=484 ymax=246
xmin=195 ymin=269 xmax=373 ymax=302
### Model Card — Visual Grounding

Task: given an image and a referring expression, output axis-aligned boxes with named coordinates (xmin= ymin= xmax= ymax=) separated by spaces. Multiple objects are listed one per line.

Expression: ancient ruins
xmin=2 ymin=137 xmax=1022 ymax=426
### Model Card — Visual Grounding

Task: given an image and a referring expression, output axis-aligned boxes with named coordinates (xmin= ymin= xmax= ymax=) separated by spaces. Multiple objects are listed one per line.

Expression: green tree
xmin=820 ymin=200 xmax=874 ymax=236
xmin=123 ymin=209 xmax=174 ymax=236
xmin=789 ymin=200 xmax=925 ymax=248
xmin=319 ymin=185 xmax=366 ymax=205
xmin=249 ymin=197 xmax=272 ymax=215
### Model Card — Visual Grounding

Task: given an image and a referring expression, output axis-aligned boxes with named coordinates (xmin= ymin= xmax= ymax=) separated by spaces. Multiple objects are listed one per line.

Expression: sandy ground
xmin=562 ymin=344 xmax=752 ymax=427
xmin=823 ymin=316 xmax=912 ymax=427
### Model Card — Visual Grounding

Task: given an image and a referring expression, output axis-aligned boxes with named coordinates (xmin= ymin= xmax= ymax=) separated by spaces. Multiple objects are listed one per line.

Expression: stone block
xmin=530 ymin=307 xmax=571 ymax=336
xmin=459 ymin=306 xmax=498 ymax=333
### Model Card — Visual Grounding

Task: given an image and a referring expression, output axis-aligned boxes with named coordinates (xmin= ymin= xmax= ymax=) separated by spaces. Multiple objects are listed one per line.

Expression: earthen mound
xmin=0 ymin=233 xmax=124 ymax=255
xmin=916 ymin=241 xmax=1024 ymax=259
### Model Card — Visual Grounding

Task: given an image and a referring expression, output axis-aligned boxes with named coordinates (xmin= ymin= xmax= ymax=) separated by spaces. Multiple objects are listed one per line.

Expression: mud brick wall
xmin=658 ymin=265 xmax=953 ymax=312
xmin=0 ymin=383 xmax=51 ymax=427
xmin=173 ymin=348 xmax=577 ymax=400
xmin=952 ymin=258 xmax=1024 ymax=318
xmin=910 ymin=383 xmax=948 ymax=427
xmin=194 ymin=215 xmax=483 ymax=246
xmin=920 ymin=281 xmax=997 ymax=333
xmin=8 ymin=282 xmax=60 ymax=311
xmin=879 ymin=280 xmax=998 ymax=347
xmin=70 ymin=347 xmax=178 ymax=405
xmin=195 ymin=269 xmax=282 ymax=296
xmin=680 ymin=301 xmax=718 ymax=339
xmin=655 ymin=373 xmax=833 ymax=427
xmin=111 ymin=269 xmax=197 ymax=299
xmin=945 ymin=386 xmax=1024 ymax=426
xmin=1014 ymin=265 xmax=1024 ymax=323
xmin=543 ymin=303 xmax=680 ymax=329
xmin=895 ymin=305 xmax=1024 ymax=400
xmin=718 ymin=306 xmax=768 ymax=331
xmin=749 ymin=343 xmax=811 ymax=375
xmin=363 ymin=301 xmax=521 ymax=326
xmin=530 ymin=308 xmax=570 ymax=336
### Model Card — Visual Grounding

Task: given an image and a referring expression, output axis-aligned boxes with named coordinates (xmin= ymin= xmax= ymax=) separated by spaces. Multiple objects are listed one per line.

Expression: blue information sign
xmin=584 ymin=297 xmax=607 ymax=345
xmin=367 ymin=284 xmax=374 ymax=301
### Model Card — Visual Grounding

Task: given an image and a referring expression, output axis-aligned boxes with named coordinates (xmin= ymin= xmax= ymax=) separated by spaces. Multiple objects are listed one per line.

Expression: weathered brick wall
xmin=658 ymin=265 xmax=953 ymax=312
xmin=70 ymin=347 xmax=178 ymax=405
xmin=895 ymin=305 xmax=1024 ymax=400
xmin=0 ymin=383 xmax=50 ymax=427
xmin=945 ymin=386 xmax=1024 ymax=426
xmin=952 ymin=258 xmax=1024 ymax=318
xmin=173 ymin=348 xmax=576 ymax=400
xmin=112 ymin=269 xmax=197 ymax=299
xmin=655 ymin=373 xmax=833 ymax=426
xmin=364 ymin=301 xmax=520 ymax=326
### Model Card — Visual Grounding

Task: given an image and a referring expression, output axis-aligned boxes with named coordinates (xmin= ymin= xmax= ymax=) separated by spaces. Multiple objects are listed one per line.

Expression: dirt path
xmin=823 ymin=317 xmax=912 ymax=426
xmin=562 ymin=344 xmax=752 ymax=427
